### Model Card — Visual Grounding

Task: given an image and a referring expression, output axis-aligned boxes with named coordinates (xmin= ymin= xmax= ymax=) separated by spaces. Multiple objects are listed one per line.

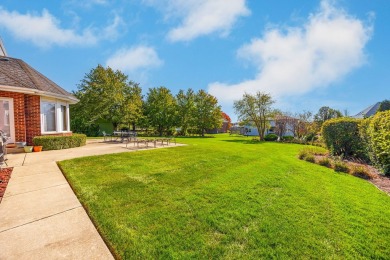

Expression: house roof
xmin=352 ymin=102 xmax=381 ymax=119
xmin=0 ymin=56 xmax=78 ymax=103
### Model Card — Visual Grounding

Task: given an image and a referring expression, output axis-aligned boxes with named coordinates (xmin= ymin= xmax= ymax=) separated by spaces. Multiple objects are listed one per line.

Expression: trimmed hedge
xmin=33 ymin=134 xmax=87 ymax=151
xmin=264 ymin=134 xmax=278 ymax=141
xmin=364 ymin=111 xmax=390 ymax=175
xmin=321 ymin=117 xmax=367 ymax=159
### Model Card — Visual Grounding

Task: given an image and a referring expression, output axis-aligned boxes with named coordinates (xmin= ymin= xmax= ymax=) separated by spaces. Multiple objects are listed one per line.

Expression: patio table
xmin=112 ymin=131 xmax=137 ymax=142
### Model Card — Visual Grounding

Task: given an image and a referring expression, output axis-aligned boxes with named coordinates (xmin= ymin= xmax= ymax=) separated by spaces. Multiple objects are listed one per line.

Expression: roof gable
xmin=0 ymin=56 xmax=77 ymax=103
xmin=353 ymin=102 xmax=381 ymax=118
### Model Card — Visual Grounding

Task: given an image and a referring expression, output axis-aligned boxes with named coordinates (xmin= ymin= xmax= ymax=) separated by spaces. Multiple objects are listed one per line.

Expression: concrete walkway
xmin=0 ymin=140 xmax=182 ymax=259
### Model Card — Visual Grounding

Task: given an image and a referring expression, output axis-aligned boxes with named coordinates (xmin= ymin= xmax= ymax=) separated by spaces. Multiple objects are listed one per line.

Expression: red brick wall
xmin=0 ymin=91 xmax=26 ymax=142
xmin=0 ymin=91 xmax=73 ymax=145
xmin=25 ymin=95 xmax=41 ymax=145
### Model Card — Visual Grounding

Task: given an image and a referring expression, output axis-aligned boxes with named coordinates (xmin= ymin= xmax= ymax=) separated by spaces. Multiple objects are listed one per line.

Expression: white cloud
xmin=106 ymin=46 xmax=163 ymax=73
xmin=0 ymin=7 xmax=122 ymax=48
xmin=208 ymin=0 xmax=373 ymax=103
xmin=102 ymin=14 xmax=124 ymax=40
xmin=144 ymin=0 xmax=250 ymax=42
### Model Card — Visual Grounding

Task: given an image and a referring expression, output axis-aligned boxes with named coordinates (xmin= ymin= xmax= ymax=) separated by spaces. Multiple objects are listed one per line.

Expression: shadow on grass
xmin=175 ymin=136 xmax=216 ymax=139
xmin=222 ymin=139 xmax=266 ymax=145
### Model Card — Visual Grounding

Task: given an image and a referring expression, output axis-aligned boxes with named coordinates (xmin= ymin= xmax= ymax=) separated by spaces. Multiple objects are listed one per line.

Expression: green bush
xmin=298 ymin=150 xmax=308 ymax=160
xmin=305 ymin=154 xmax=315 ymax=163
xmin=334 ymin=161 xmax=349 ymax=173
xmin=350 ymin=165 xmax=372 ymax=179
xmin=322 ymin=117 xmax=367 ymax=159
xmin=282 ymin=136 xmax=294 ymax=141
xmin=264 ymin=134 xmax=278 ymax=141
xmin=364 ymin=111 xmax=390 ymax=175
xmin=318 ymin=157 xmax=332 ymax=168
xmin=304 ymin=133 xmax=318 ymax=142
xmin=33 ymin=134 xmax=87 ymax=151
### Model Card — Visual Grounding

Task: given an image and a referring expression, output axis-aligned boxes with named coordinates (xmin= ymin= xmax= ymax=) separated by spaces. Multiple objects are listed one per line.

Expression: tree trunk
xmin=113 ymin=122 xmax=118 ymax=131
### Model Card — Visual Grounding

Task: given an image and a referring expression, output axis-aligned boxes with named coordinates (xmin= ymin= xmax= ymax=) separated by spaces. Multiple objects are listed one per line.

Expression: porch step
xmin=6 ymin=147 xmax=25 ymax=154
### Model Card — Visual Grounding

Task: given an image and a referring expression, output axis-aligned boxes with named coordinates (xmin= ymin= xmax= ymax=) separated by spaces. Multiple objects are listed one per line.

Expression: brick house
xmin=0 ymin=40 xmax=78 ymax=145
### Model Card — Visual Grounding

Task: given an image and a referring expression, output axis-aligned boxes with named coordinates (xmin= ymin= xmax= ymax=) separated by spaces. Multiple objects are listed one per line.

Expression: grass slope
xmin=59 ymin=135 xmax=390 ymax=259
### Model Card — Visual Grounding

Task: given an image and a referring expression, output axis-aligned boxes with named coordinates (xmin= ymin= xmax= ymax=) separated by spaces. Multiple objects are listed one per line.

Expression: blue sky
xmin=0 ymin=0 xmax=388 ymax=121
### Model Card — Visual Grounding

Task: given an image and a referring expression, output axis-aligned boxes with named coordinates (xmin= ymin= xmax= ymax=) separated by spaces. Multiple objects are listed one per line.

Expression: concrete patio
xmin=0 ymin=139 xmax=182 ymax=259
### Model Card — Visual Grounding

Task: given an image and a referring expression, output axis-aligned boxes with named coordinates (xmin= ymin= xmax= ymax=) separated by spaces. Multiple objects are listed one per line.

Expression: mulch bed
xmin=313 ymin=155 xmax=390 ymax=195
xmin=0 ymin=167 xmax=13 ymax=203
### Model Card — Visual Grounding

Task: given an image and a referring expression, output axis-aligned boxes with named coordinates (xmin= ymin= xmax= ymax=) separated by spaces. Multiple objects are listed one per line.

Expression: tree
xmin=291 ymin=111 xmax=313 ymax=138
xmin=378 ymin=100 xmax=390 ymax=113
xmin=71 ymin=65 xmax=142 ymax=134
xmin=193 ymin=90 xmax=222 ymax=137
xmin=274 ymin=112 xmax=296 ymax=138
xmin=121 ymin=83 xmax=143 ymax=131
xmin=314 ymin=106 xmax=342 ymax=126
xmin=176 ymin=89 xmax=196 ymax=136
xmin=144 ymin=87 xmax=177 ymax=136
xmin=234 ymin=92 xmax=275 ymax=141
xmin=221 ymin=112 xmax=232 ymax=131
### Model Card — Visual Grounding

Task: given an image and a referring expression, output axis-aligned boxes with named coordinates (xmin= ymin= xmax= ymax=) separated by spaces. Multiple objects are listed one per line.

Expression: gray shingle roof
xmin=352 ymin=102 xmax=381 ymax=119
xmin=0 ymin=56 xmax=77 ymax=102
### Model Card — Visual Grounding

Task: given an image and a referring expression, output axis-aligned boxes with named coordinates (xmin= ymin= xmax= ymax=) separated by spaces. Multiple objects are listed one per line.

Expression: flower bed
xmin=0 ymin=167 xmax=13 ymax=203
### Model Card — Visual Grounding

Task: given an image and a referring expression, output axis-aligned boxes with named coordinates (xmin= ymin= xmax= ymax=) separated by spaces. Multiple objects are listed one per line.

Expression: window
xmin=0 ymin=98 xmax=15 ymax=142
xmin=42 ymin=102 xmax=56 ymax=132
xmin=60 ymin=105 xmax=67 ymax=131
xmin=41 ymin=99 xmax=70 ymax=133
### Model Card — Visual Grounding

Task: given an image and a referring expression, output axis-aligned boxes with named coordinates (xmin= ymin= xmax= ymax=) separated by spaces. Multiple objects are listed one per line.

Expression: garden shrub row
xmin=321 ymin=111 xmax=390 ymax=175
xmin=321 ymin=117 xmax=367 ymax=159
xmin=298 ymin=148 xmax=373 ymax=179
xmin=33 ymin=134 xmax=87 ymax=151
xmin=361 ymin=110 xmax=390 ymax=175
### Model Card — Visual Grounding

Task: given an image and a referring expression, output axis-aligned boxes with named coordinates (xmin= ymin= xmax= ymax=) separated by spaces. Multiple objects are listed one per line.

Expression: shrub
xmin=334 ymin=161 xmax=349 ymax=173
xmin=305 ymin=154 xmax=315 ymax=163
xmin=322 ymin=117 xmax=367 ymax=159
xmin=282 ymin=136 xmax=294 ymax=141
xmin=298 ymin=150 xmax=308 ymax=160
xmin=33 ymin=134 xmax=87 ymax=151
xmin=318 ymin=157 xmax=332 ymax=168
xmin=364 ymin=111 xmax=390 ymax=175
xmin=264 ymin=134 xmax=278 ymax=141
xmin=350 ymin=165 xmax=372 ymax=179
xmin=304 ymin=133 xmax=318 ymax=142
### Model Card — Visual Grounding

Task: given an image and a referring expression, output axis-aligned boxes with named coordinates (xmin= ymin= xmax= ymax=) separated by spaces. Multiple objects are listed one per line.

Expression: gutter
xmin=0 ymin=85 xmax=79 ymax=104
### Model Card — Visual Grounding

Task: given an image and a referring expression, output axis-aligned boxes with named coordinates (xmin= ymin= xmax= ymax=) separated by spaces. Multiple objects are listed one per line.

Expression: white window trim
xmin=40 ymin=98 xmax=71 ymax=134
xmin=0 ymin=97 xmax=15 ymax=143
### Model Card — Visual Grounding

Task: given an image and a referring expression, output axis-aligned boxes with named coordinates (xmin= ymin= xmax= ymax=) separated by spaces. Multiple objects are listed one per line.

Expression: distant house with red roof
xmin=0 ymin=39 xmax=78 ymax=144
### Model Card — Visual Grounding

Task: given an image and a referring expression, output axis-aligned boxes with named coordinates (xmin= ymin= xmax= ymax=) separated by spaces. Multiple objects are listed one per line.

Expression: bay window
xmin=41 ymin=99 xmax=70 ymax=133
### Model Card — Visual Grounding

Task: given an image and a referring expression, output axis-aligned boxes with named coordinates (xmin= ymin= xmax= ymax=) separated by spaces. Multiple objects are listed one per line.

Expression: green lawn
xmin=59 ymin=134 xmax=390 ymax=259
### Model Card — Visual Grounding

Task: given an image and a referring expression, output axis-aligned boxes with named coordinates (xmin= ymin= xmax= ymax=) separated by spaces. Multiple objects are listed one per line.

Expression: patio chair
xmin=102 ymin=131 xmax=113 ymax=142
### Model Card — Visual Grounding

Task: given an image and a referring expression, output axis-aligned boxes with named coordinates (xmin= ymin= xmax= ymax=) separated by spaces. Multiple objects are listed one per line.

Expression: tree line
xmin=70 ymin=65 xmax=223 ymax=136
xmin=233 ymin=91 xmax=390 ymax=141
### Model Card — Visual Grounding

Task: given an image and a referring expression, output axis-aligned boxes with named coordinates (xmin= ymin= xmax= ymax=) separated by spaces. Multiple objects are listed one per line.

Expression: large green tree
xmin=378 ymin=100 xmax=390 ymax=113
xmin=144 ymin=87 xmax=177 ymax=136
xmin=176 ymin=88 xmax=196 ymax=136
xmin=313 ymin=106 xmax=342 ymax=126
xmin=121 ymin=83 xmax=143 ymax=131
xmin=234 ymin=92 xmax=275 ymax=141
xmin=71 ymin=65 xmax=143 ymax=134
xmin=193 ymin=90 xmax=222 ymax=137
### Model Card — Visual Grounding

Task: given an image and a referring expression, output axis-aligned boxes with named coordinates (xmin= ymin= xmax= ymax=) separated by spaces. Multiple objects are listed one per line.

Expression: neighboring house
xmin=232 ymin=118 xmax=295 ymax=137
xmin=206 ymin=118 xmax=229 ymax=134
xmin=352 ymin=102 xmax=381 ymax=119
xmin=0 ymin=40 xmax=78 ymax=145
